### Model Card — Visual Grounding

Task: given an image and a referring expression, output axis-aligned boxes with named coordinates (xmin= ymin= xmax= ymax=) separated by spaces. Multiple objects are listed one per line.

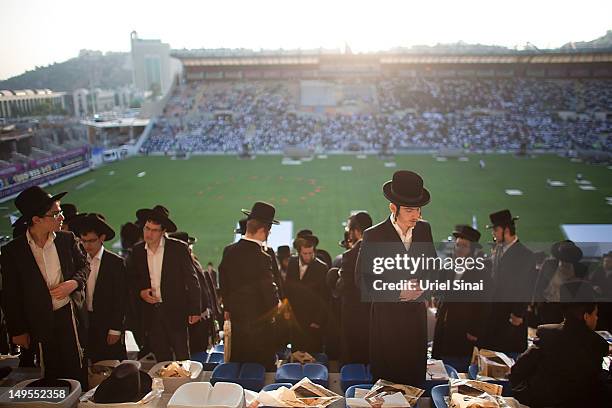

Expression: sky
xmin=1 ymin=0 xmax=611 ymax=80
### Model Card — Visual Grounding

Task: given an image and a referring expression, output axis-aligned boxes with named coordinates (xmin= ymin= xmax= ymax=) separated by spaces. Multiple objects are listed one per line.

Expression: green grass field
xmin=2 ymin=154 xmax=611 ymax=263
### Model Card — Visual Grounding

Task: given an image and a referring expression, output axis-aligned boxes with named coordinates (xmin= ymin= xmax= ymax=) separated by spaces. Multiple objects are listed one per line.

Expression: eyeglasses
xmin=42 ymin=210 xmax=63 ymax=219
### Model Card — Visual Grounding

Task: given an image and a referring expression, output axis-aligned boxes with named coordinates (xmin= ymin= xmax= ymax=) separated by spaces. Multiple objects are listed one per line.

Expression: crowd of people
xmin=142 ymin=78 xmax=612 ymax=154
xmin=1 ymin=172 xmax=610 ymax=405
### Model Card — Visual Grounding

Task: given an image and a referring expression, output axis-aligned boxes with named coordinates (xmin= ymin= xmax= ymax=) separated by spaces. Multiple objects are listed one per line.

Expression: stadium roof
xmin=174 ymin=50 xmax=612 ymax=67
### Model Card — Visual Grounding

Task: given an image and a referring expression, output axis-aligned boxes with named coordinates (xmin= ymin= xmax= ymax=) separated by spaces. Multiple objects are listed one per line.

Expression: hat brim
xmin=136 ymin=208 xmax=177 ymax=232
xmin=293 ymin=234 xmax=319 ymax=250
xmin=551 ymin=242 xmax=583 ymax=263
xmin=485 ymin=216 xmax=519 ymax=229
xmin=452 ymin=232 xmax=482 ymax=248
xmin=241 ymin=209 xmax=280 ymax=225
xmin=383 ymin=181 xmax=430 ymax=207
xmin=72 ymin=216 xmax=116 ymax=241
xmin=93 ymin=370 xmax=152 ymax=404
xmin=12 ymin=191 xmax=68 ymax=227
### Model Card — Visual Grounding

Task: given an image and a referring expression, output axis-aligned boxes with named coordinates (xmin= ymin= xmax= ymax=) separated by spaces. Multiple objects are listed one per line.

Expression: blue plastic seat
xmin=207 ymin=352 xmax=225 ymax=363
xmin=445 ymin=364 xmax=459 ymax=379
xmin=340 ymin=364 xmax=373 ymax=392
xmin=345 ymin=384 xmax=374 ymax=398
xmin=422 ymin=364 xmax=460 ymax=397
xmin=190 ymin=351 xmax=208 ymax=365
xmin=275 ymin=363 xmax=303 ymax=384
xmin=312 ymin=353 xmax=329 ymax=366
xmin=431 ymin=384 xmax=449 ymax=408
xmin=303 ymin=363 xmax=328 ymax=387
xmin=211 ymin=362 xmax=240 ymax=384
xmin=262 ymin=383 xmax=294 ymax=392
xmin=203 ymin=351 xmax=225 ymax=371
xmin=238 ymin=363 xmax=266 ymax=391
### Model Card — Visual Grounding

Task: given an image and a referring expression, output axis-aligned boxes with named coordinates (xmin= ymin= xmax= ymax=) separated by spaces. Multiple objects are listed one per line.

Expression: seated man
xmin=509 ymin=281 xmax=610 ymax=407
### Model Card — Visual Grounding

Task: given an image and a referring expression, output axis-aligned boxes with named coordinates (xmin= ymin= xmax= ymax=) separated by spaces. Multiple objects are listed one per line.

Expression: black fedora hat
xmin=13 ymin=186 xmax=67 ymax=227
xmin=551 ymin=240 xmax=583 ymax=263
xmin=452 ymin=225 xmax=481 ymax=243
xmin=349 ymin=212 xmax=373 ymax=232
xmin=241 ymin=201 xmax=279 ymax=225
xmin=293 ymin=234 xmax=320 ymax=250
xmin=277 ymin=245 xmax=291 ymax=260
xmin=93 ymin=362 xmax=152 ymax=404
xmin=295 ymin=229 xmax=319 ymax=247
xmin=71 ymin=213 xmax=115 ymax=241
xmin=486 ymin=209 xmax=519 ymax=229
xmin=235 ymin=218 xmax=248 ymax=235
xmin=136 ymin=205 xmax=177 ymax=232
xmin=383 ymin=170 xmax=430 ymax=207
xmin=169 ymin=231 xmax=197 ymax=245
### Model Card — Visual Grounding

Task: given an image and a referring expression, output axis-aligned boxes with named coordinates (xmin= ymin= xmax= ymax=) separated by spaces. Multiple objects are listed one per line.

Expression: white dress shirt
xmin=87 ymin=246 xmax=121 ymax=336
xmin=26 ymin=229 xmax=69 ymax=311
xmin=86 ymin=246 xmax=104 ymax=312
xmin=390 ymin=215 xmax=414 ymax=250
xmin=298 ymin=258 xmax=308 ymax=280
xmin=146 ymin=236 xmax=165 ymax=302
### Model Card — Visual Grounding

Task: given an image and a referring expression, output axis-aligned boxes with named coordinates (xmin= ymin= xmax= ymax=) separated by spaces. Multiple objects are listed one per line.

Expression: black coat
xmin=88 ymin=249 xmax=127 ymax=361
xmin=90 ymin=249 xmax=127 ymax=333
xmin=339 ymin=240 xmax=371 ymax=364
xmin=432 ymin=260 xmax=491 ymax=358
xmin=509 ymin=321 xmax=609 ymax=407
xmin=356 ymin=218 xmax=437 ymax=386
xmin=0 ymin=231 xmax=89 ymax=344
xmin=126 ymin=237 xmax=201 ymax=330
xmin=219 ymin=239 xmax=278 ymax=367
xmin=484 ymin=240 xmax=536 ymax=353
xmin=285 ymin=256 xmax=329 ymax=328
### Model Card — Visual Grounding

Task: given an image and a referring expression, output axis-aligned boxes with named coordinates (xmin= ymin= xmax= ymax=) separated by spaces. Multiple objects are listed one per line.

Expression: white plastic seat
xmin=0 ymin=378 xmax=81 ymax=408
xmin=167 ymin=382 xmax=245 ymax=408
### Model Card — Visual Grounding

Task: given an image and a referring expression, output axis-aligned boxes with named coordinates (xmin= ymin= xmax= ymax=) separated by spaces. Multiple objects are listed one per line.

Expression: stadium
xmin=0 ymin=17 xmax=611 ymax=407
xmin=2 ymin=49 xmax=611 ymax=260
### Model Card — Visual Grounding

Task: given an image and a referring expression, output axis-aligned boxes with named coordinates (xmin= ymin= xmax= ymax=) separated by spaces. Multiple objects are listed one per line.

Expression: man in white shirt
xmin=285 ymin=234 xmax=329 ymax=353
xmin=126 ymin=205 xmax=201 ymax=362
xmin=1 ymin=186 xmax=89 ymax=387
xmin=355 ymin=170 xmax=437 ymax=386
xmin=72 ymin=213 xmax=127 ymax=363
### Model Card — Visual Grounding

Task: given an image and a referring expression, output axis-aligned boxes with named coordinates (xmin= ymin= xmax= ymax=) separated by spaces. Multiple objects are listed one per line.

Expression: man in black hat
xmin=509 ymin=282 xmax=610 ymax=407
xmin=169 ymin=231 xmax=220 ymax=353
xmin=483 ymin=209 xmax=536 ymax=353
xmin=339 ymin=212 xmax=373 ymax=365
xmin=285 ymin=233 xmax=330 ymax=353
xmin=356 ymin=170 xmax=438 ymax=385
xmin=0 ymin=186 xmax=88 ymax=386
xmin=533 ymin=240 xmax=584 ymax=325
xmin=219 ymin=202 xmax=280 ymax=368
xmin=432 ymin=225 xmax=490 ymax=365
xmin=72 ymin=213 xmax=128 ymax=363
xmin=126 ymin=205 xmax=201 ymax=361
